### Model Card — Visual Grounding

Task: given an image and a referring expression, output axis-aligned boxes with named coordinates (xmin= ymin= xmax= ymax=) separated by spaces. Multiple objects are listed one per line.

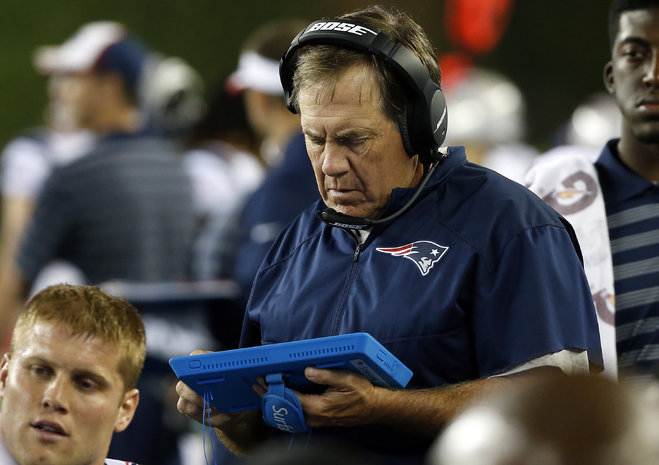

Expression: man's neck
xmin=617 ymin=134 xmax=659 ymax=182
xmin=91 ymin=107 xmax=142 ymax=136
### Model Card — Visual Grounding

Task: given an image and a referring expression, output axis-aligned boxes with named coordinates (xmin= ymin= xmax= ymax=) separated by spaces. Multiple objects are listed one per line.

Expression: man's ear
xmin=114 ymin=388 xmax=140 ymax=433
xmin=0 ymin=353 xmax=11 ymax=399
xmin=603 ymin=61 xmax=615 ymax=94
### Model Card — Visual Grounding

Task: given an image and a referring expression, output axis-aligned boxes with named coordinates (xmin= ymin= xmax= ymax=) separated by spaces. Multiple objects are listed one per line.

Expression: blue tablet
xmin=169 ymin=332 xmax=413 ymax=413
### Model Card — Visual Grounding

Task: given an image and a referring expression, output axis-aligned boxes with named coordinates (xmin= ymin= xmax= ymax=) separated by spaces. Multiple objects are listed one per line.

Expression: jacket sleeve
xmin=470 ymin=223 xmax=603 ymax=376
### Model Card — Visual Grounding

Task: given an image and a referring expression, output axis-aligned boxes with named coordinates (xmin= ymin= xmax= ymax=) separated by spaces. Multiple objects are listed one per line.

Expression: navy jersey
xmin=596 ymin=140 xmax=659 ymax=380
xmin=241 ymin=146 xmax=602 ymax=462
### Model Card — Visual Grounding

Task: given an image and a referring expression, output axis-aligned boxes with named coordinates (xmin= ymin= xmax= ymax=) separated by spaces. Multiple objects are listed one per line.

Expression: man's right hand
xmin=175 ymin=379 xmax=235 ymax=427
xmin=173 ymin=350 xmax=267 ymax=454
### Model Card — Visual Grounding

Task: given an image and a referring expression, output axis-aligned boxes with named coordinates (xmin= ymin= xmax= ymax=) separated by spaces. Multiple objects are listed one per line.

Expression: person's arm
xmin=0 ymin=197 xmax=35 ymax=347
xmin=254 ymin=365 xmax=558 ymax=437
xmin=174 ymin=368 xmax=505 ymax=451
xmin=176 ymin=358 xmax=560 ymax=449
xmin=279 ymin=368 xmax=508 ymax=436
xmin=0 ymin=169 xmax=75 ymax=347
xmin=0 ymin=264 xmax=29 ymax=349
xmin=0 ymin=197 xmax=36 ymax=269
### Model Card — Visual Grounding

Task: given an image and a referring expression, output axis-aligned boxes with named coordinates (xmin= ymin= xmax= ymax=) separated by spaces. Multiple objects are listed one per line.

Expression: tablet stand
xmin=262 ymin=373 xmax=310 ymax=433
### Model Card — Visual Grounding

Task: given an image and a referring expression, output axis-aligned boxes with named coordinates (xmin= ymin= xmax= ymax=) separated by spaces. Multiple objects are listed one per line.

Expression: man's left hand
xmin=293 ymin=366 xmax=384 ymax=428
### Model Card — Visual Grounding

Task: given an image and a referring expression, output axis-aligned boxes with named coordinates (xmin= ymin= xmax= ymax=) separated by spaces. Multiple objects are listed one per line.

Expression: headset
xmin=279 ymin=19 xmax=449 ymax=230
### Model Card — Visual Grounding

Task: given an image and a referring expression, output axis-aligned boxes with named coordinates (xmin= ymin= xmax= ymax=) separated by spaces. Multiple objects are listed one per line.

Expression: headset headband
xmin=279 ymin=19 xmax=448 ymax=162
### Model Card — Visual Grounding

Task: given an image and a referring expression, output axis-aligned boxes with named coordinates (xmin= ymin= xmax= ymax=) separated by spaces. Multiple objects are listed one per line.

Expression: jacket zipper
xmin=332 ymin=230 xmax=364 ymax=333
xmin=353 ymin=242 xmax=362 ymax=262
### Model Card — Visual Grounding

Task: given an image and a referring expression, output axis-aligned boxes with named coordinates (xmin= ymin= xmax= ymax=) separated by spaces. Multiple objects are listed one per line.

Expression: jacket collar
xmin=595 ymin=139 xmax=655 ymax=206
xmin=385 ymin=146 xmax=466 ymax=211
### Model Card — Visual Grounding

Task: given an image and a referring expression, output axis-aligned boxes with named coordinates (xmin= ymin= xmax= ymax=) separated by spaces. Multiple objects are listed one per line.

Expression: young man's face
xmin=605 ymin=8 xmax=659 ymax=144
xmin=0 ymin=321 xmax=139 ymax=465
xmin=299 ymin=63 xmax=423 ymax=220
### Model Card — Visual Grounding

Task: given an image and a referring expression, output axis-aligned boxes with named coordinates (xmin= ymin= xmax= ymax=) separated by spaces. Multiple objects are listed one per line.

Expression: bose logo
xmin=328 ymin=222 xmax=366 ymax=230
xmin=271 ymin=405 xmax=295 ymax=432
xmin=306 ymin=21 xmax=377 ymax=36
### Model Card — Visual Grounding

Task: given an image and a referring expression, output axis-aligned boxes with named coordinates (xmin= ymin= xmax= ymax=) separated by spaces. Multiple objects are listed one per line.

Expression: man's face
xmin=605 ymin=8 xmax=659 ymax=144
xmin=57 ymin=73 xmax=109 ymax=131
xmin=299 ymin=63 xmax=423 ymax=220
xmin=0 ymin=321 xmax=139 ymax=465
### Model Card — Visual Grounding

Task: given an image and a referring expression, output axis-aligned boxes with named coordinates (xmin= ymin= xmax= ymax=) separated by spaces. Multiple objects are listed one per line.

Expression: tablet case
xmin=169 ymin=332 xmax=413 ymax=413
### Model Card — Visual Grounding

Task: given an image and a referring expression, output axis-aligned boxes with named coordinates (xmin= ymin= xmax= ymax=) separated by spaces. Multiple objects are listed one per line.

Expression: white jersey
xmin=1 ymin=129 xmax=94 ymax=198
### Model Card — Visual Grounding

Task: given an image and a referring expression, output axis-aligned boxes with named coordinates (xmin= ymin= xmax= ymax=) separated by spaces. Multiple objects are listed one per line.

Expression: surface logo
xmin=306 ymin=21 xmax=377 ymax=36
xmin=271 ymin=405 xmax=295 ymax=432
xmin=377 ymin=241 xmax=448 ymax=276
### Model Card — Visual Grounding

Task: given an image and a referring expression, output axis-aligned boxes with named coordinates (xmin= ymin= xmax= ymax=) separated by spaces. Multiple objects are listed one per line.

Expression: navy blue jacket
xmin=241 ymin=146 xmax=602 ymax=462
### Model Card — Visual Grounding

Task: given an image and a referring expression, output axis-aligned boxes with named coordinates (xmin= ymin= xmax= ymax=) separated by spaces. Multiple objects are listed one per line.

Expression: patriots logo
xmin=376 ymin=241 xmax=449 ymax=276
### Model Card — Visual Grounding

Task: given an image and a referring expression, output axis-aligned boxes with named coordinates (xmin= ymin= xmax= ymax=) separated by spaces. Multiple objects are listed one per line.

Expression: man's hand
xmin=175 ymin=379 xmax=240 ymax=427
xmin=294 ymin=367 xmax=384 ymax=428
xmin=174 ymin=350 xmax=267 ymax=455
xmin=174 ymin=350 xmax=233 ymax=427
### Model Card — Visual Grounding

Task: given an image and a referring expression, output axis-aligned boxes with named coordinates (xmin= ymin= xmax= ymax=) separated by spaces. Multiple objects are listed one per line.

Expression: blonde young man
xmin=0 ymin=284 xmax=145 ymax=465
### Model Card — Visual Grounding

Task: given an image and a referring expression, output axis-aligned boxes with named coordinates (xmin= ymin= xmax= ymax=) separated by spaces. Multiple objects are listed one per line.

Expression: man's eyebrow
xmin=302 ymin=128 xmax=320 ymax=137
xmin=302 ymin=129 xmax=324 ymax=141
xmin=617 ymin=36 xmax=651 ymax=48
xmin=71 ymin=368 xmax=111 ymax=388
xmin=22 ymin=356 xmax=111 ymax=387
xmin=22 ymin=356 xmax=53 ymax=365
xmin=334 ymin=128 xmax=378 ymax=139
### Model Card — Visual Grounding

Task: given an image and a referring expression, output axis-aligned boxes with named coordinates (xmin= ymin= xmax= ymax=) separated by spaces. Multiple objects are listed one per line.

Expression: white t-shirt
xmin=182 ymin=141 xmax=264 ymax=221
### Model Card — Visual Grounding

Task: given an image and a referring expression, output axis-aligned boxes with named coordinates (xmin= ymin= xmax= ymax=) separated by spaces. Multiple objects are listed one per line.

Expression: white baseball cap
xmin=225 ymin=51 xmax=284 ymax=96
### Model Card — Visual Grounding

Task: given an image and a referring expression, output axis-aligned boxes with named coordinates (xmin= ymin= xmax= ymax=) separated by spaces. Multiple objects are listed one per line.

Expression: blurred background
xmin=1 ymin=0 xmax=609 ymax=151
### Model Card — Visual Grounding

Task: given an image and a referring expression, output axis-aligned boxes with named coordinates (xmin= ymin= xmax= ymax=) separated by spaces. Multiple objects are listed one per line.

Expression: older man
xmin=177 ymin=6 xmax=602 ymax=464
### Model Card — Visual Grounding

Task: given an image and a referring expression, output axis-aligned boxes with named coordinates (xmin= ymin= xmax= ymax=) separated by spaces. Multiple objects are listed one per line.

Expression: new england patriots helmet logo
xmin=376 ymin=241 xmax=449 ymax=276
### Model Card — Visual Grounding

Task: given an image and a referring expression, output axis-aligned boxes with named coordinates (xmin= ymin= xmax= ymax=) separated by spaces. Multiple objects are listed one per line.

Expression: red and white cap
xmin=33 ymin=21 xmax=127 ymax=74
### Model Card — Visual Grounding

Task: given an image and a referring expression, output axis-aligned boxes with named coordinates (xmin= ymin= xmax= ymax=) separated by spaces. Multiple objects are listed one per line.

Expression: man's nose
xmin=642 ymin=50 xmax=659 ymax=86
xmin=41 ymin=377 xmax=69 ymax=413
xmin=321 ymin=143 xmax=350 ymax=177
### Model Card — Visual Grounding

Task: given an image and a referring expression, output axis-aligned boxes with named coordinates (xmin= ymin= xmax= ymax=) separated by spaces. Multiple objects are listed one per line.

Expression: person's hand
xmin=293 ymin=367 xmax=383 ymax=428
xmin=176 ymin=378 xmax=238 ymax=427
xmin=175 ymin=350 xmax=247 ymax=429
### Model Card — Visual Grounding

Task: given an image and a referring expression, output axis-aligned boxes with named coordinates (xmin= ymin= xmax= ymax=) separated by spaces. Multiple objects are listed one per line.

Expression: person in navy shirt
xmin=526 ymin=0 xmax=659 ymax=382
xmin=176 ymin=6 xmax=603 ymax=464
xmin=599 ymin=0 xmax=659 ymax=379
